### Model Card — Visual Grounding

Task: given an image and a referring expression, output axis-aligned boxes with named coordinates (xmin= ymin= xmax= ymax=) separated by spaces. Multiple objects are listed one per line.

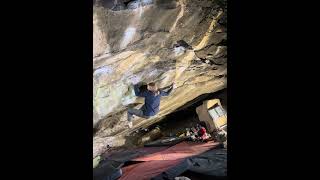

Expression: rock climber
xmin=127 ymin=82 xmax=175 ymax=128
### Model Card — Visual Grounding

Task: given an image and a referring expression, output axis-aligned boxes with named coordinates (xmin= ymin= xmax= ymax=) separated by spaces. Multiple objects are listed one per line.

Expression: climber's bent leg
xmin=127 ymin=108 xmax=147 ymax=122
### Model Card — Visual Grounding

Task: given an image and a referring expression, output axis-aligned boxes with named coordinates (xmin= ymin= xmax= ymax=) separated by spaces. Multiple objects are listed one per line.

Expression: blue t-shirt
xmin=133 ymin=85 xmax=173 ymax=116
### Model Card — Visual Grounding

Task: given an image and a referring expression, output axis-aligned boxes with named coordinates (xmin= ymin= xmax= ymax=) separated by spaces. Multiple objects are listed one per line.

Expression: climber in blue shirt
xmin=127 ymin=82 xmax=175 ymax=128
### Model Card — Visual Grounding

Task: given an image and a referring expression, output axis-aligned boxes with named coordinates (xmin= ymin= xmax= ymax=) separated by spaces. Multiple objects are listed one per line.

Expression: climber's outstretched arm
xmin=160 ymin=83 xmax=175 ymax=96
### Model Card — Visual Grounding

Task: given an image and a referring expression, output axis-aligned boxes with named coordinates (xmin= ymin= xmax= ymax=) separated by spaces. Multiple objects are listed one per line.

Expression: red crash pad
xmin=133 ymin=141 xmax=219 ymax=161
xmin=119 ymin=141 xmax=220 ymax=180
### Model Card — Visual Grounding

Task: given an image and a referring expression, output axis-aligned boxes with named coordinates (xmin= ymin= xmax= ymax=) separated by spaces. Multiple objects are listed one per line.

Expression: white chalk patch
xmin=128 ymin=0 xmax=153 ymax=9
xmin=93 ymin=66 xmax=114 ymax=77
xmin=142 ymin=0 xmax=153 ymax=5
xmin=127 ymin=75 xmax=141 ymax=85
xmin=120 ymin=27 xmax=136 ymax=49
xmin=174 ymin=46 xmax=185 ymax=56
xmin=128 ymin=1 xmax=140 ymax=9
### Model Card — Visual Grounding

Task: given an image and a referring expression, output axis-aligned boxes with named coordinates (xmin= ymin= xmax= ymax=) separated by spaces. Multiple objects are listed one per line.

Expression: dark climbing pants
xmin=127 ymin=106 xmax=150 ymax=122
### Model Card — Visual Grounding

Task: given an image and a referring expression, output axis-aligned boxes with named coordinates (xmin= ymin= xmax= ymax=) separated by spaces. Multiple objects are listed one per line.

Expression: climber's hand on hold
xmin=133 ymin=82 xmax=142 ymax=87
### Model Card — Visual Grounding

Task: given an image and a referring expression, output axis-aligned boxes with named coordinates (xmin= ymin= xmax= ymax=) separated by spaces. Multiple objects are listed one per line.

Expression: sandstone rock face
xmin=93 ymin=0 xmax=227 ymax=157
